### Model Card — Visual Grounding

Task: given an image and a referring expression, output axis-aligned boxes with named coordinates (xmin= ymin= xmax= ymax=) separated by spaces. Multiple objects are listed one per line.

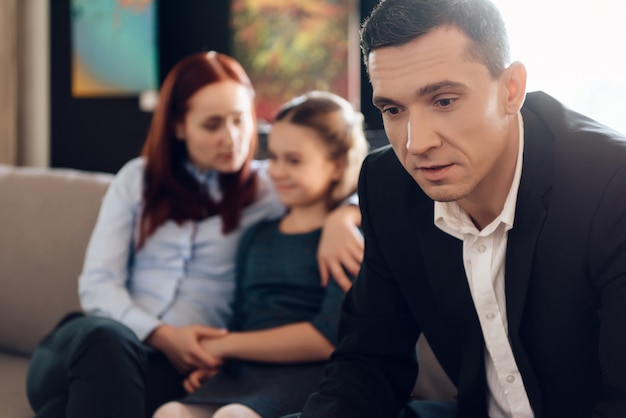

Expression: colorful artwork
xmin=231 ymin=0 xmax=360 ymax=123
xmin=70 ymin=0 xmax=158 ymax=97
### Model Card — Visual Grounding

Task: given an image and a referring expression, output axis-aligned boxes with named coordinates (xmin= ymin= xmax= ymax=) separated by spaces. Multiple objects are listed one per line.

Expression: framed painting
xmin=70 ymin=0 xmax=158 ymax=97
xmin=231 ymin=0 xmax=360 ymax=124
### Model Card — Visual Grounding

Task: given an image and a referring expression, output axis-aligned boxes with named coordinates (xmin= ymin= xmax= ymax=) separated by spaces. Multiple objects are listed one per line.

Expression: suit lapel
xmin=412 ymin=196 xmax=489 ymax=414
xmin=506 ymin=105 xmax=553 ymax=337
xmin=413 ymin=200 xmax=478 ymax=328
xmin=502 ymin=103 xmax=554 ymax=416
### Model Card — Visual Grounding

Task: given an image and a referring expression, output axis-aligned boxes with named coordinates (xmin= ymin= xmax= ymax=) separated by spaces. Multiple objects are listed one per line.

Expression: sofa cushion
xmin=0 ymin=352 xmax=32 ymax=418
xmin=413 ymin=335 xmax=457 ymax=401
xmin=0 ymin=165 xmax=112 ymax=356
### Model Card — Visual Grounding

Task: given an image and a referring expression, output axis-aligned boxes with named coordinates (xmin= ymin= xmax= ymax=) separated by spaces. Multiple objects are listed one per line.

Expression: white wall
xmin=493 ymin=0 xmax=626 ymax=135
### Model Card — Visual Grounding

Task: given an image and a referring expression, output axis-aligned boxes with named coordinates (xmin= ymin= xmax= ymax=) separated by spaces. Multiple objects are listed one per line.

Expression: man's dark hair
xmin=360 ymin=0 xmax=511 ymax=77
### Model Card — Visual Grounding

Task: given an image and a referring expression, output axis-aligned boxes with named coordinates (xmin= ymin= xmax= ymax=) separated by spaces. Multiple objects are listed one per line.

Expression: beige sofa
xmin=0 ymin=164 xmax=455 ymax=418
xmin=0 ymin=164 xmax=113 ymax=417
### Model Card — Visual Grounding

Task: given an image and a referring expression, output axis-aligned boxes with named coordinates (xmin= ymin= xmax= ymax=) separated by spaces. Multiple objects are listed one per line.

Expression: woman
xmin=25 ymin=52 xmax=362 ymax=418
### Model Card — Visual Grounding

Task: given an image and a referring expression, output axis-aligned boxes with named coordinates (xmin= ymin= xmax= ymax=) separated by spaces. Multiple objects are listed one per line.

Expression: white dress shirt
xmin=434 ymin=114 xmax=534 ymax=418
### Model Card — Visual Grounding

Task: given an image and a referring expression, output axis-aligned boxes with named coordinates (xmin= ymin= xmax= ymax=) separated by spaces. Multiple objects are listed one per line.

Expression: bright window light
xmin=493 ymin=0 xmax=626 ymax=135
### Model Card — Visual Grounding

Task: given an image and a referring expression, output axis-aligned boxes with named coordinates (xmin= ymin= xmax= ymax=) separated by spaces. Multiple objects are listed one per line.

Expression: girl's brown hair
xmin=138 ymin=51 xmax=258 ymax=248
xmin=274 ymin=91 xmax=369 ymax=209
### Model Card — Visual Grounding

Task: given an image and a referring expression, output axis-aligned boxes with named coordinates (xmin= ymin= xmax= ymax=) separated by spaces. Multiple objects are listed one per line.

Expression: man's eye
xmin=435 ymin=98 xmax=455 ymax=108
xmin=382 ymin=107 xmax=400 ymax=116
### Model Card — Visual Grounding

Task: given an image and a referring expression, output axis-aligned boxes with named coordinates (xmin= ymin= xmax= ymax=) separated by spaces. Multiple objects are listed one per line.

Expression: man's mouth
xmin=417 ymin=163 xmax=454 ymax=181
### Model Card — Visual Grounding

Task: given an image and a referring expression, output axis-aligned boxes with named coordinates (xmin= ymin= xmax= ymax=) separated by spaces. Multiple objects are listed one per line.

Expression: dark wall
xmin=50 ymin=0 xmax=383 ymax=173
xmin=360 ymin=0 xmax=383 ymax=132
xmin=50 ymin=0 xmax=151 ymax=173
xmin=157 ymin=1 xmax=231 ymax=82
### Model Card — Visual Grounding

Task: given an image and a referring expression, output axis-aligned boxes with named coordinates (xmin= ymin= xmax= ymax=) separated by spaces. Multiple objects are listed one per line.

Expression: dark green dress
xmin=182 ymin=219 xmax=346 ymax=417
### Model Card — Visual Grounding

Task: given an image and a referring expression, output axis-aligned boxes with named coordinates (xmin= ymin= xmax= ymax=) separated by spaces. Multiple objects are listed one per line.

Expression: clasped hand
xmin=182 ymin=334 xmax=230 ymax=393
xmin=146 ymin=324 xmax=228 ymax=378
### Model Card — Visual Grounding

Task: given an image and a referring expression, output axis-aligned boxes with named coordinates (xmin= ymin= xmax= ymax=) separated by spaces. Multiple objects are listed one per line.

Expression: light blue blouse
xmin=78 ymin=157 xmax=285 ymax=341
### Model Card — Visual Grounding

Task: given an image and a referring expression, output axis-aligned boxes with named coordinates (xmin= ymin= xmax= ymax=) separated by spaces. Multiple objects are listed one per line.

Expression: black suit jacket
xmin=301 ymin=92 xmax=626 ymax=418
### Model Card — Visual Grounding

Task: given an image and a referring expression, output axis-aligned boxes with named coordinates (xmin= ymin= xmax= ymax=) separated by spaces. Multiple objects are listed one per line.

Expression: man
xmin=298 ymin=0 xmax=626 ymax=417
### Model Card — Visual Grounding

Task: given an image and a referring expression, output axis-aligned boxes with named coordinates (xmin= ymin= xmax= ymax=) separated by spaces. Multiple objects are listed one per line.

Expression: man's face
xmin=369 ymin=26 xmax=521 ymax=209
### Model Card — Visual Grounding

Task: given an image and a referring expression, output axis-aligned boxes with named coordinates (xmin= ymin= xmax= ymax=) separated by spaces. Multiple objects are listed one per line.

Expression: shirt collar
xmin=434 ymin=113 xmax=525 ymax=237
xmin=184 ymin=161 xmax=222 ymax=201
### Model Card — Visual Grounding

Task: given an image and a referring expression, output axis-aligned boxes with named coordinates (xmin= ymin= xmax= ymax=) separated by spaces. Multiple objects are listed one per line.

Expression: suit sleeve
xmin=589 ymin=163 xmax=626 ymax=417
xmin=301 ymin=154 xmax=421 ymax=418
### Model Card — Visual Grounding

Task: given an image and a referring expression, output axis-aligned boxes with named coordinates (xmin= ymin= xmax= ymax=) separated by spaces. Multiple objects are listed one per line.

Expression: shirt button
xmin=477 ymin=244 xmax=487 ymax=253
xmin=486 ymin=312 xmax=495 ymax=320
xmin=506 ymin=374 xmax=515 ymax=383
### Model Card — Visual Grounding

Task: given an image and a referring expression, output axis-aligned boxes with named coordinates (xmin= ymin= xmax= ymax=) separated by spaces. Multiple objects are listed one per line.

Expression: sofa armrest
xmin=0 ymin=165 xmax=113 ymax=356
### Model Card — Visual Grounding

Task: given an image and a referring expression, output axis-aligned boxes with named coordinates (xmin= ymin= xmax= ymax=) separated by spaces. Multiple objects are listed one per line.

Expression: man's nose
xmin=406 ymin=112 xmax=440 ymax=155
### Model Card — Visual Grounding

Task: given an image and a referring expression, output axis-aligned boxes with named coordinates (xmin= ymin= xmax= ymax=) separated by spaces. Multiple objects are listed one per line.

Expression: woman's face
xmin=176 ymin=80 xmax=254 ymax=173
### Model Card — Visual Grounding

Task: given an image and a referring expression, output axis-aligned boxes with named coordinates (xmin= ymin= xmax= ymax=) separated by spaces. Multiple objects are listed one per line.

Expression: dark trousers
xmin=26 ymin=313 xmax=186 ymax=418
xmin=403 ymin=400 xmax=457 ymax=418
xmin=282 ymin=400 xmax=457 ymax=418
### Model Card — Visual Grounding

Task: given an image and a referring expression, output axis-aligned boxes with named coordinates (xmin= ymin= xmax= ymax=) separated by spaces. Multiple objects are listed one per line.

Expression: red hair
xmin=137 ymin=52 xmax=258 ymax=249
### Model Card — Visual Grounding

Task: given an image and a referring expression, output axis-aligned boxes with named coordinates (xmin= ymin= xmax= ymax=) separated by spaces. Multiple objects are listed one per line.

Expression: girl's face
xmin=176 ymin=80 xmax=254 ymax=173
xmin=268 ymin=121 xmax=342 ymax=210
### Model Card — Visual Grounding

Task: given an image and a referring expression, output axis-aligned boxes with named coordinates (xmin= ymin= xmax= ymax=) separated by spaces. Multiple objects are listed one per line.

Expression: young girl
xmin=153 ymin=91 xmax=369 ymax=418
xmin=25 ymin=53 xmax=362 ymax=418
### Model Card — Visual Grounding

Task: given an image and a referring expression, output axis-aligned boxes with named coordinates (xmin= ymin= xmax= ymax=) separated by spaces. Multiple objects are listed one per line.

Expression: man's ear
xmin=502 ymin=61 xmax=527 ymax=115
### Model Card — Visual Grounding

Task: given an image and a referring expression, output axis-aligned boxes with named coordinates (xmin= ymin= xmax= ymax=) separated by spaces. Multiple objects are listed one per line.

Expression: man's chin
xmin=419 ymin=184 xmax=467 ymax=203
